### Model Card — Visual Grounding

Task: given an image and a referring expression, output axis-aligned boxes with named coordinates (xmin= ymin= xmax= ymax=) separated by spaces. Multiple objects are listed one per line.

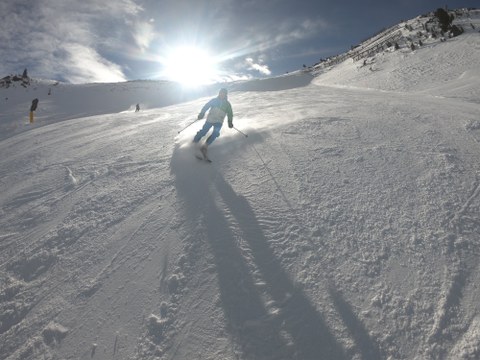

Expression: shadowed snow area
xmin=1 ymin=9 xmax=480 ymax=360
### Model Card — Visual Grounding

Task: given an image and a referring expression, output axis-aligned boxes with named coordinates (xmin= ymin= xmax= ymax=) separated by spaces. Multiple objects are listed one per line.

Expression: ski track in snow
xmin=1 ymin=9 xmax=480 ymax=360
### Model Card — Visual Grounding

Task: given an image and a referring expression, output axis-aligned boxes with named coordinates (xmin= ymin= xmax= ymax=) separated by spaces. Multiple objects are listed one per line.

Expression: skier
xmin=193 ymin=88 xmax=233 ymax=157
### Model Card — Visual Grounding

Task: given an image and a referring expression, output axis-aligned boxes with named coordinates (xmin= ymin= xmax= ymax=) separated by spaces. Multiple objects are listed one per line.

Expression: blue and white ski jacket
xmin=200 ymin=97 xmax=233 ymax=124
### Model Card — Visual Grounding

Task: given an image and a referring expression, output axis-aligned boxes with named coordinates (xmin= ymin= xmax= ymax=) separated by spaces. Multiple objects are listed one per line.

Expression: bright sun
xmin=162 ymin=46 xmax=219 ymax=87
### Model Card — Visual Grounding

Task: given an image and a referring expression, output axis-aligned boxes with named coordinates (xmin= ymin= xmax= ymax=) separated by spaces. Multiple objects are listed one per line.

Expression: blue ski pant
xmin=193 ymin=121 xmax=223 ymax=145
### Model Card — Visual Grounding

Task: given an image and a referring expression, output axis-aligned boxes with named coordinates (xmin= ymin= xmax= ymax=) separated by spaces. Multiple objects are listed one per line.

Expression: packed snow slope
xmin=1 ymin=9 xmax=480 ymax=360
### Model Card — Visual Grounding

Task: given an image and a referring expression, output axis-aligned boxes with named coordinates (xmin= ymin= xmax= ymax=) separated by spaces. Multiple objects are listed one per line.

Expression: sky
xmin=0 ymin=0 xmax=478 ymax=84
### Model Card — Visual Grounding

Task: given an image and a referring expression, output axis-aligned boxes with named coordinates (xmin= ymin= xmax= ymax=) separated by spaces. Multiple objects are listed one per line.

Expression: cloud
xmin=273 ymin=18 xmax=331 ymax=46
xmin=0 ymin=0 xmax=333 ymax=83
xmin=132 ymin=20 xmax=157 ymax=53
xmin=216 ymin=14 xmax=331 ymax=75
xmin=0 ymin=0 xmax=143 ymax=83
xmin=245 ymin=57 xmax=272 ymax=76
xmin=59 ymin=44 xmax=127 ymax=83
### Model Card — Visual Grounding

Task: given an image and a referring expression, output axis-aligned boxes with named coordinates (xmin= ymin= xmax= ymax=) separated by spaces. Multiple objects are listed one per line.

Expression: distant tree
xmin=450 ymin=25 xmax=464 ymax=37
xmin=435 ymin=8 xmax=453 ymax=32
xmin=21 ymin=68 xmax=30 ymax=86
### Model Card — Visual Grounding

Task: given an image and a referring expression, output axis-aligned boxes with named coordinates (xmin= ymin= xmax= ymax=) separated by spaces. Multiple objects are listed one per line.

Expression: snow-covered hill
xmin=1 ymin=8 xmax=480 ymax=360
xmin=313 ymin=9 xmax=480 ymax=104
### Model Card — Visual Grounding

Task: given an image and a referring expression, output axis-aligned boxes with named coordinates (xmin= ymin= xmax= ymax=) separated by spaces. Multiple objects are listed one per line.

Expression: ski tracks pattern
xmin=427 ymin=173 xmax=480 ymax=358
xmin=0 ymin=148 xmax=180 ymax=359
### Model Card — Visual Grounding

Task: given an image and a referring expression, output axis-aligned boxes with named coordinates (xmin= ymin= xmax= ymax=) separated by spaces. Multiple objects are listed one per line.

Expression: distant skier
xmin=135 ymin=103 xmax=140 ymax=112
xmin=193 ymin=88 xmax=233 ymax=155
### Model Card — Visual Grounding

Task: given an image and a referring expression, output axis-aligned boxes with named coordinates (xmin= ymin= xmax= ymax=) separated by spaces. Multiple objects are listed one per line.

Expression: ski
xmin=195 ymin=147 xmax=212 ymax=163
xmin=193 ymin=144 xmax=212 ymax=163
xmin=200 ymin=146 xmax=212 ymax=163
xmin=195 ymin=154 xmax=212 ymax=163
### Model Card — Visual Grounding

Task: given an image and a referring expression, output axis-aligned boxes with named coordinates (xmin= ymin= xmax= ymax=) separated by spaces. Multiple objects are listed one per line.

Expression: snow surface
xmin=1 ymin=9 xmax=480 ymax=360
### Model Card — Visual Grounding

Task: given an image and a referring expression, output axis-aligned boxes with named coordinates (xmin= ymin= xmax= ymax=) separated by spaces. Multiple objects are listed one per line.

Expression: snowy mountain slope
xmin=1 ymin=9 xmax=480 ymax=360
xmin=0 ymin=80 xmax=219 ymax=141
xmin=314 ymin=9 xmax=480 ymax=103
xmin=0 ymin=72 xmax=314 ymax=142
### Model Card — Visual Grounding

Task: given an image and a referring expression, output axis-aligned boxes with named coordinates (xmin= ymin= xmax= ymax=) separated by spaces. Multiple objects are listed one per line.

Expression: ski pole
xmin=177 ymin=119 xmax=199 ymax=134
xmin=233 ymin=126 xmax=248 ymax=138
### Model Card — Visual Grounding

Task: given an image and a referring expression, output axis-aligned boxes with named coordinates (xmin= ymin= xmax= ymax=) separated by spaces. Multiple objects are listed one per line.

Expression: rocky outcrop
xmin=1 ymin=69 xmax=31 ymax=88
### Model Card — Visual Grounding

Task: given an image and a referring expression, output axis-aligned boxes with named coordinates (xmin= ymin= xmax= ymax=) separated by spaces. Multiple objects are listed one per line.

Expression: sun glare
xmin=162 ymin=46 xmax=219 ymax=87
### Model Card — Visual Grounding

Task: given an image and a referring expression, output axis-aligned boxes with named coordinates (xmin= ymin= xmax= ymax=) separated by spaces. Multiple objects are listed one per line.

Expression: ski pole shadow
xmin=328 ymin=285 xmax=382 ymax=360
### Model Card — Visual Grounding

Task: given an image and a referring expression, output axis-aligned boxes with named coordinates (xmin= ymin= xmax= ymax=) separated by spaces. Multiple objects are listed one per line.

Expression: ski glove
xmin=197 ymin=113 xmax=204 ymax=120
xmin=228 ymin=120 xmax=233 ymax=128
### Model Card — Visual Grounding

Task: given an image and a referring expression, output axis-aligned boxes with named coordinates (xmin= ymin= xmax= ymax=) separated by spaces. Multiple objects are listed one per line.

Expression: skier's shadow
xmin=171 ymin=146 xmax=346 ymax=359
xmin=213 ymin=174 xmax=347 ymax=359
